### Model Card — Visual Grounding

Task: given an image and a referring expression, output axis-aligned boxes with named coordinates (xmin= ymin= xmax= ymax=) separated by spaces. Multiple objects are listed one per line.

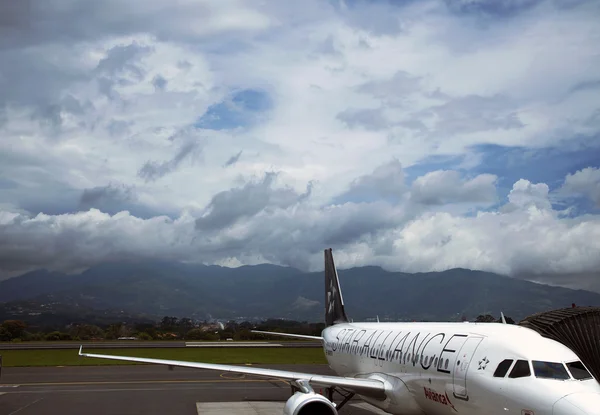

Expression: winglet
xmin=500 ymin=312 xmax=507 ymax=324
xmin=79 ymin=345 xmax=83 ymax=356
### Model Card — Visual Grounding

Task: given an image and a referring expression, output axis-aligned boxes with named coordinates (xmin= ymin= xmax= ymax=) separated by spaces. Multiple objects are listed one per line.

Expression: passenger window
xmin=445 ymin=359 xmax=449 ymax=369
xmin=566 ymin=361 xmax=593 ymax=380
xmin=434 ymin=357 xmax=438 ymax=367
xmin=509 ymin=360 xmax=531 ymax=378
xmin=493 ymin=359 xmax=514 ymax=377
xmin=532 ymin=361 xmax=570 ymax=380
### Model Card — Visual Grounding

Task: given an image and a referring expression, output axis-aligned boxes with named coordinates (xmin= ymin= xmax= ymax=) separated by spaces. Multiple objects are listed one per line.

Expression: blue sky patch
xmin=195 ymin=88 xmax=271 ymax=130
xmin=231 ymin=89 xmax=271 ymax=112
xmin=443 ymin=0 xmax=544 ymax=18
xmin=405 ymin=142 xmax=600 ymax=213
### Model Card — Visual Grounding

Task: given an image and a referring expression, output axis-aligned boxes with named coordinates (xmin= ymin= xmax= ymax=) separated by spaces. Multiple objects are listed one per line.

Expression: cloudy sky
xmin=1 ymin=0 xmax=599 ymax=289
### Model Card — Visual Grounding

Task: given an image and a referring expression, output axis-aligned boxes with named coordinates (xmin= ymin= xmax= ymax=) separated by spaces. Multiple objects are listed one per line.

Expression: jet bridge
xmin=519 ymin=306 xmax=600 ymax=383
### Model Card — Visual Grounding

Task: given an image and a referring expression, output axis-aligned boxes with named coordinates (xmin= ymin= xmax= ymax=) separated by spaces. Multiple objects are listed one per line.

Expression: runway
xmin=0 ymin=341 xmax=321 ymax=350
xmin=0 ymin=365 xmax=386 ymax=414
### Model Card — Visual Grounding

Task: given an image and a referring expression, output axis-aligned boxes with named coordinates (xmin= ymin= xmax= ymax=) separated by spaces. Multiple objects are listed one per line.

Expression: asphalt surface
xmin=0 ymin=365 xmax=381 ymax=415
xmin=0 ymin=341 xmax=321 ymax=350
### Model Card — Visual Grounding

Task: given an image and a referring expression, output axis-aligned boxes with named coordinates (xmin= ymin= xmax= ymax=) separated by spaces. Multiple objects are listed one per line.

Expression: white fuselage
xmin=322 ymin=322 xmax=600 ymax=415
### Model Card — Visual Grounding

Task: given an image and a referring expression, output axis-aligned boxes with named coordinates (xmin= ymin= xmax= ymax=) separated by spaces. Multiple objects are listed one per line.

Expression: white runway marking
xmin=185 ymin=342 xmax=283 ymax=347
xmin=4 ymin=385 xmax=279 ymax=394
xmin=7 ymin=397 xmax=44 ymax=415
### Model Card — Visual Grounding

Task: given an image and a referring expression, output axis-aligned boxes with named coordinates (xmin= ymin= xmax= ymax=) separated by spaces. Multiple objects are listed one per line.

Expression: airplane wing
xmin=250 ymin=330 xmax=323 ymax=340
xmin=78 ymin=346 xmax=385 ymax=399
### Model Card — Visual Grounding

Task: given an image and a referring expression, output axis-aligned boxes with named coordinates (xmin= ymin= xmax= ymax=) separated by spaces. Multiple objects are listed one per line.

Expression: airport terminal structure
xmin=519 ymin=306 xmax=600 ymax=382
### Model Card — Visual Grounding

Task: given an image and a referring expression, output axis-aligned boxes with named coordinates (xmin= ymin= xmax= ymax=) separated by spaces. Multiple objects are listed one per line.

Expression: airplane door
xmin=452 ymin=336 xmax=483 ymax=399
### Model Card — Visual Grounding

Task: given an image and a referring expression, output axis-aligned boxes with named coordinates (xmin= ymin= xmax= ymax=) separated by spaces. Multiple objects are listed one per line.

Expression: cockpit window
xmin=493 ymin=359 xmax=514 ymax=377
xmin=566 ymin=361 xmax=593 ymax=380
xmin=494 ymin=359 xmax=513 ymax=378
xmin=508 ymin=360 xmax=531 ymax=378
xmin=532 ymin=361 xmax=570 ymax=380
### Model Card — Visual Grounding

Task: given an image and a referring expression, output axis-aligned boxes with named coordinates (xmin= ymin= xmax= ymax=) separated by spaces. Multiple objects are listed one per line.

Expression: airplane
xmin=79 ymin=248 xmax=600 ymax=415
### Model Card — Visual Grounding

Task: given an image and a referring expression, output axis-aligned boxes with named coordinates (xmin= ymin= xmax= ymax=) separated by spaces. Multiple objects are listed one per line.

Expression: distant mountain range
xmin=1 ymin=261 xmax=599 ymax=325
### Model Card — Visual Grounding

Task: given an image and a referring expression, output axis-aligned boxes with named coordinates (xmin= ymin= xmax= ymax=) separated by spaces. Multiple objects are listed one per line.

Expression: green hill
xmin=1 ymin=262 xmax=598 ymax=324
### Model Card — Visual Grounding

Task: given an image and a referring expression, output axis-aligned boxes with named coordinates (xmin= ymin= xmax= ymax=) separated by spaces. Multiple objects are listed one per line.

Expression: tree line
xmin=0 ymin=317 xmax=326 ymax=342
xmin=474 ymin=314 xmax=515 ymax=324
xmin=1 ymin=314 xmax=515 ymax=342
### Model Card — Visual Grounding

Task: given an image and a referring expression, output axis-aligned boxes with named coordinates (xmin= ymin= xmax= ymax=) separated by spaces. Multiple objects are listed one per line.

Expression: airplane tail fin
xmin=325 ymin=248 xmax=349 ymax=327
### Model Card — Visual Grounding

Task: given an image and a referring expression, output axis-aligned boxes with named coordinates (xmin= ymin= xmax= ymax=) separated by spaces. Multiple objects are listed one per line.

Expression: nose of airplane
xmin=553 ymin=392 xmax=600 ymax=415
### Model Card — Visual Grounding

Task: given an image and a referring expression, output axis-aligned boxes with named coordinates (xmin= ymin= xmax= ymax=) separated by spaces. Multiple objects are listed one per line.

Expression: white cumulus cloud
xmin=561 ymin=167 xmax=600 ymax=206
xmin=1 ymin=0 xmax=599 ymax=290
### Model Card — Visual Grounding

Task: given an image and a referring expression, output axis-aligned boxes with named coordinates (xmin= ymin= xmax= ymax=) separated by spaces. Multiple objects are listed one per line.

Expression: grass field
xmin=0 ymin=347 xmax=328 ymax=367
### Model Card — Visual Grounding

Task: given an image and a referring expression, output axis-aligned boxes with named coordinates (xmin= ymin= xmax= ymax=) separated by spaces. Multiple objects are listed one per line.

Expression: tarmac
xmin=0 ymin=364 xmax=387 ymax=415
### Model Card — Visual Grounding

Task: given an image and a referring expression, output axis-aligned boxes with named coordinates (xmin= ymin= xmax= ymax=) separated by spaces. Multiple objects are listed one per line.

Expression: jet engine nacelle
xmin=283 ymin=391 xmax=338 ymax=415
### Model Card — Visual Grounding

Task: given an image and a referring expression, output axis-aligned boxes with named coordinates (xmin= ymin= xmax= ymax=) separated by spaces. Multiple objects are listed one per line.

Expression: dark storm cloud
xmin=1 ymin=0 xmax=600 ymax=288
xmin=192 ymin=196 xmax=405 ymax=270
xmin=312 ymin=35 xmax=341 ymax=56
xmin=0 ymin=210 xmax=157 ymax=276
xmin=152 ymin=74 xmax=168 ymax=91
xmin=31 ymin=104 xmax=63 ymax=129
xmin=195 ymin=172 xmax=312 ymax=231
xmin=409 ymin=170 xmax=498 ymax=205
xmin=78 ymin=183 xmax=167 ymax=218
xmin=443 ymin=0 xmax=544 ymax=18
xmin=336 ymin=107 xmax=387 ymax=131
xmin=0 ymin=0 xmax=251 ymax=50
xmin=80 ymin=184 xmax=136 ymax=209
xmin=353 ymin=70 xmax=525 ymax=136
xmin=321 ymin=203 xmax=401 ymax=246
xmin=138 ymin=140 xmax=202 ymax=182
xmin=0 ymin=0 xmax=265 ymax=118
xmin=425 ymin=94 xmax=525 ymax=135
xmin=398 ymin=119 xmax=428 ymax=133
xmin=1 ymin=171 xmax=599 ymax=282
xmin=357 ymin=71 xmax=421 ymax=102
xmin=236 ymin=198 xmax=406 ymax=270
xmin=95 ymin=43 xmax=152 ymax=79
xmin=0 ymin=46 xmax=88 ymax=118
xmin=27 ymin=94 xmax=93 ymax=130
xmin=330 ymin=0 xmax=407 ymax=36
xmin=107 ymin=120 xmax=133 ymax=137
xmin=517 ymin=271 xmax=600 ymax=294
xmin=0 ymin=193 xmax=404 ymax=278
xmin=224 ymin=150 xmax=243 ymax=167
xmin=92 ymin=43 xmax=153 ymax=99
xmin=334 ymin=159 xmax=406 ymax=203
xmin=0 ymin=148 xmax=82 ymax=215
